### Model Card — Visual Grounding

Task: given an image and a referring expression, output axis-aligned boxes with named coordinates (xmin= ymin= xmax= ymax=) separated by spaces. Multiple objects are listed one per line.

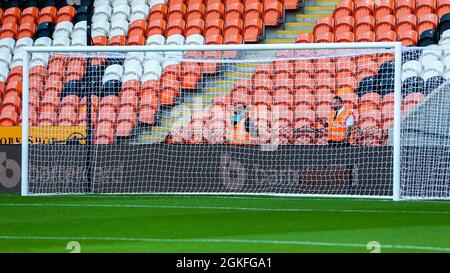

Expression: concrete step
xmin=295 ymin=13 xmax=332 ymax=22
xmin=304 ymin=6 xmax=335 ymax=14
xmin=203 ymin=87 xmax=232 ymax=93
xmin=138 ymin=133 xmax=167 ymax=143
xmin=284 ymin=22 xmax=315 ymax=30
xmin=310 ymin=0 xmax=339 ymax=7
xmin=225 ymin=71 xmax=254 ymax=79
xmin=275 ymin=29 xmax=312 ymax=39
xmin=265 ymin=38 xmax=296 ymax=44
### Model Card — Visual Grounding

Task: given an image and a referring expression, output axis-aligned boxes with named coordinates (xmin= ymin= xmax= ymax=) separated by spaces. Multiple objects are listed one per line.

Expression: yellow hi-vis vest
xmin=328 ymin=108 xmax=351 ymax=142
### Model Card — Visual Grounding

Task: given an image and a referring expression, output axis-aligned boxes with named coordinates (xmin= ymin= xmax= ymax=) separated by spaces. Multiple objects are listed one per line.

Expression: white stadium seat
xmin=126 ymin=52 xmax=145 ymax=64
xmin=34 ymin=37 xmax=52 ymax=47
xmin=402 ymin=60 xmax=423 ymax=75
xmin=149 ymin=0 xmax=167 ymax=8
xmin=0 ymin=48 xmax=12 ymax=67
xmin=0 ymin=38 xmax=16 ymax=52
xmin=53 ymin=35 xmax=71 ymax=46
xmin=53 ymin=21 xmax=74 ymax=38
xmin=143 ymin=59 xmax=163 ymax=79
xmin=0 ymin=63 xmax=9 ymax=82
xmin=185 ymin=34 xmax=205 ymax=45
xmin=166 ymin=34 xmax=185 ymax=45
xmin=146 ymin=34 xmax=166 ymax=45
xmin=103 ymin=64 xmax=124 ymax=83
xmin=421 ymin=70 xmax=441 ymax=81
xmin=112 ymin=4 xmax=131 ymax=21
xmin=124 ymin=59 xmax=143 ymax=79
xmin=402 ymin=70 xmax=419 ymax=81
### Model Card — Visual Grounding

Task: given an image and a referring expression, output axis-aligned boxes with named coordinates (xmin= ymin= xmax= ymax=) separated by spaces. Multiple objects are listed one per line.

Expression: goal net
xmin=21 ymin=43 xmax=410 ymax=198
xmin=398 ymin=46 xmax=450 ymax=200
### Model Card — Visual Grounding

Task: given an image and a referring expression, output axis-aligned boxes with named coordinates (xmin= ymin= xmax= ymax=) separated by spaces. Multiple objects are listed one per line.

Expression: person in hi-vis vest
xmin=318 ymin=96 xmax=354 ymax=146
xmin=228 ymin=104 xmax=255 ymax=145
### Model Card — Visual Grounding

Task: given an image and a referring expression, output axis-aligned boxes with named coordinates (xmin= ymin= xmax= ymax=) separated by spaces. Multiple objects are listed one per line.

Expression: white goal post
xmin=20 ymin=42 xmax=408 ymax=199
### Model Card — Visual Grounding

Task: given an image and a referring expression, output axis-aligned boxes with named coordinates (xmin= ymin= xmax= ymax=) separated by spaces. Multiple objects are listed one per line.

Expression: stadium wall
xmin=0 ymin=145 xmax=21 ymax=194
xmin=26 ymin=145 xmax=394 ymax=196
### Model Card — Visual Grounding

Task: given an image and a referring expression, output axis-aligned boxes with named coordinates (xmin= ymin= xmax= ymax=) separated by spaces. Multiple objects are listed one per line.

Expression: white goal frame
xmin=20 ymin=42 xmax=403 ymax=200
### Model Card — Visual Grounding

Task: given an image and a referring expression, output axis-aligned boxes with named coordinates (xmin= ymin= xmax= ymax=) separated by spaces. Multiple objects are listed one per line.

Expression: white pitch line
xmin=0 ymin=235 xmax=449 ymax=252
xmin=1 ymin=202 xmax=449 ymax=215
xmin=11 ymin=194 xmax=450 ymax=204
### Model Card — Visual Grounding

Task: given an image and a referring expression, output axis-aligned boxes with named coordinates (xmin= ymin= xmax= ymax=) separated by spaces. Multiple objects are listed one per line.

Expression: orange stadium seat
xmin=395 ymin=0 xmax=415 ymax=18
xmin=293 ymin=59 xmax=314 ymax=77
xmin=59 ymin=105 xmax=77 ymax=126
xmin=340 ymin=92 xmax=359 ymax=109
xmin=6 ymin=80 xmax=22 ymax=98
xmin=109 ymin=35 xmax=126 ymax=46
xmin=417 ymin=13 xmax=438 ymax=35
xmin=160 ymin=74 xmax=180 ymax=105
xmin=128 ymin=19 xmax=147 ymax=38
xmin=398 ymin=29 xmax=418 ymax=46
xmin=205 ymin=18 xmax=224 ymax=36
xmin=396 ymin=14 xmax=417 ymax=33
xmin=313 ymin=16 xmax=334 ymax=36
xmin=0 ymin=22 xmax=18 ymax=39
xmin=253 ymin=88 xmax=273 ymax=106
xmin=3 ymin=91 xmax=21 ymax=111
xmin=375 ymin=14 xmax=395 ymax=34
xmin=244 ymin=18 xmax=264 ymax=42
xmin=205 ymin=2 xmax=225 ymax=21
xmin=315 ymin=32 xmax=334 ymax=43
xmin=56 ymin=6 xmax=76 ymax=23
xmin=94 ymin=122 xmax=115 ymax=144
xmin=335 ymin=31 xmax=355 ymax=42
xmin=264 ymin=1 xmax=283 ymax=26
xmin=355 ymin=15 xmax=375 ymax=36
xmin=294 ymin=75 xmax=315 ymax=95
xmin=116 ymin=105 xmax=137 ymax=138
xmin=334 ymin=16 xmax=355 ymax=34
xmin=354 ymin=0 xmax=375 ymax=19
xmin=333 ymin=0 xmax=354 ymax=19
xmin=168 ymin=2 xmax=187 ymax=20
xmin=416 ymin=0 xmax=436 ymax=18
xmin=294 ymin=91 xmax=316 ymax=110
xmin=181 ymin=62 xmax=201 ymax=89
xmin=147 ymin=18 xmax=167 ymax=36
xmin=21 ymin=6 xmax=39 ymax=24
xmin=38 ymin=105 xmax=57 ymax=126
xmin=224 ymin=18 xmax=244 ymax=37
xmin=224 ymin=1 xmax=243 ymax=21
xmin=244 ymin=1 xmax=264 ymax=22
xmin=38 ymin=6 xmax=57 ymax=24
xmin=61 ymin=95 xmax=80 ymax=108
xmin=3 ymin=7 xmax=21 ymax=25
xmin=0 ymin=105 xmax=19 ymax=126
xmin=284 ymin=0 xmax=301 ymax=10
xmin=186 ymin=1 xmax=205 ymax=22
xmin=356 ymin=31 xmax=376 ymax=42
xmin=296 ymin=32 xmax=314 ymax=43
xmin=166 ymin=18 xmax=186 ymax=37
xmin=149 ymin=3 xmax=168 ymax=20
xmin=360 ymin=92 xmax=381 ymax=111
xmin=375 ymin=0 xmax=394 ymax=18
xmin=377 ymin=30 xmax=397 ymax=41
xmin=437 ymin=0 xmax=450 ymax=17
xmin=185 ymin=18 xmax=205 ymax=37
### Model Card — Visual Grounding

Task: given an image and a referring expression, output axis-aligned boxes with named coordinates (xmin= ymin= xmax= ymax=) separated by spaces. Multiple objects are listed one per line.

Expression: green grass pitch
xmin=0 ymin=195 xmax=449 ymax=253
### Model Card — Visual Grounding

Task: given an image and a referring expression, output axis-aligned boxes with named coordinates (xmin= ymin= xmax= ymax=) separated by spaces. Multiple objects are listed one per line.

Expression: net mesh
xmin=399 ymin=47 xmax=450 ymax=200
xmin=24 ymin=46 xmax=401 ymax=197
